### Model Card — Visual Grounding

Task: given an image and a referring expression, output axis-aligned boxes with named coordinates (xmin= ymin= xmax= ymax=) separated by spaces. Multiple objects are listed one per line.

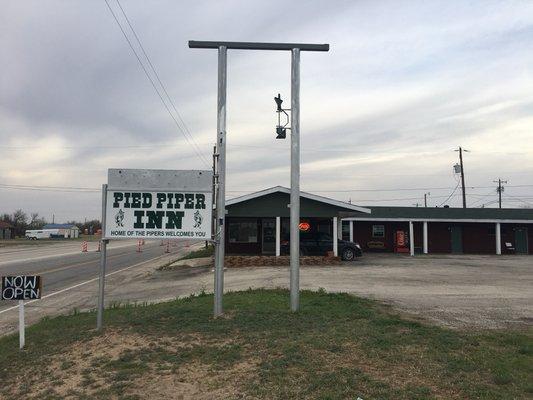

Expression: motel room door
xmin=515 ymin=228 xmax=528 ymax=254
xmin=262 ymin=218 xmax=276 ymax=255
xmin=450 ymin=226 xmax=463 ymax=254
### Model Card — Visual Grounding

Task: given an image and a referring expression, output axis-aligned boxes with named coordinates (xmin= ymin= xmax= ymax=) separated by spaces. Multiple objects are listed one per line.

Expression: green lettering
xmin=133 ymin=211 xmax=144 ymax=228
xmin=156 ymin=193 xmax=166 ymax=209
xmin=146 ymin=211 xmax=165 ymax=229
xmin=165 ymin=211 xmax=184 ymax=229
xmin=185 ymin=194 xmax=194 ymax=209
xmin=195 ymin=194 xmax=206 ymax=209
xmin=131 ymin=192 xmax=141 ymax=208
xmin=113 ymin=192 xmax=124 ymax=208
xmin=174 ymin=193 xmax=184 ymax=209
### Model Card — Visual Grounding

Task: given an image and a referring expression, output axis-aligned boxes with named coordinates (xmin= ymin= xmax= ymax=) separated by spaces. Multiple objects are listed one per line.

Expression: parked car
xmin=281 ymin=231 xmax=362 ymax=261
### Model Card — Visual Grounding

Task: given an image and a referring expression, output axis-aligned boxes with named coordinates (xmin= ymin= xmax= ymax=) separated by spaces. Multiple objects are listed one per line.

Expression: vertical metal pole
xmin=349 ymin=221 xmax=354 ymax=242
xmin=290 ymin=48 xmax=300 ymax=312
xmin=212 ymin=144 xmax=218 ymax=244
xmin=214 ymin=46 xmax=227 ymax=317
xmin=97 ymin=184 xmax=108 ymax=330
xmin=19 ymin=300 xmax=24 ymax=349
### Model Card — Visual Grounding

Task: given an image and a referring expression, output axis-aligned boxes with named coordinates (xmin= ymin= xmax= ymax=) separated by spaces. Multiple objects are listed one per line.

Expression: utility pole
xmin=189 ymin=40 xmax=329 ymax=315
xmin=454 ymin=147 xmax=469 ymax=208
xmin=494 ymin=178 xmax=507 ymax=209
xmin=424 ymin=192 xmax=430 ymax=207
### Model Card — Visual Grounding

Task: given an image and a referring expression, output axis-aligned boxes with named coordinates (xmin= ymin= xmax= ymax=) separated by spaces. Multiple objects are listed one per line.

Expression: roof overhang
xmin=226 ymin=186 xmax=371 ymax=214
xmin=342 ymin=217 xmax=533 ymax=224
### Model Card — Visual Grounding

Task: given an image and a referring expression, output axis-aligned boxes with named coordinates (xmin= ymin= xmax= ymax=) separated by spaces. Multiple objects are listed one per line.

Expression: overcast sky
xmin=1 ymin=0 xmax=533 ymax=222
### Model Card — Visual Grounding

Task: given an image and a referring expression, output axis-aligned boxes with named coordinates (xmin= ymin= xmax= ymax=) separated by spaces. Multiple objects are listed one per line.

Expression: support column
xmin=496 ymin=222 xmax=501 ymax=255
xmin=289 ymin=48 xmax=301 ymax=312
xmin=333 ymin=217 xmax=338 ymax=256
xmin=214 ymin=45 xmax=227 ymax=317
xmin=349 ymin=221 xmax=354 ymax=242
xmin=423 ymin=221 xmax=428 ymax=254
xmin=409 ymin=221 xmax=414 ymax=256
xmin=275 ymin=217 xmax=281 ymax=256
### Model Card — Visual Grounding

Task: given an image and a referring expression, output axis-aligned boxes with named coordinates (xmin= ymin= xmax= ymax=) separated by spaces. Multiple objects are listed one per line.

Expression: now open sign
xmin=1 ymin=276 xmax=42 ymax=300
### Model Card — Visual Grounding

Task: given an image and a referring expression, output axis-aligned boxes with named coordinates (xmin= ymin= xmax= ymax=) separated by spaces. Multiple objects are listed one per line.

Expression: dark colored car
xmin=281 ymin=231 xmax=362 ymax=261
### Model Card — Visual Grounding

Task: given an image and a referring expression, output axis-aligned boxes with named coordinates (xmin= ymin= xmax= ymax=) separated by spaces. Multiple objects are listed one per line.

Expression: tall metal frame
xmin=189 ymin=40 xmax=329 ymax=315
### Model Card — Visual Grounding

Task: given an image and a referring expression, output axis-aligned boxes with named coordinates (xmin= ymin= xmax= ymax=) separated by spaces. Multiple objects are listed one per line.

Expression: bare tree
xmin=12 ymin=209 xmax=28 ymax=237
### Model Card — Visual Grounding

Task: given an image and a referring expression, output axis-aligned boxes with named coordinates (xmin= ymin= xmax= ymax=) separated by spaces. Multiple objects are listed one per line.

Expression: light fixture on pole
xmin=274 ymin=93 xmax=290 ymax=139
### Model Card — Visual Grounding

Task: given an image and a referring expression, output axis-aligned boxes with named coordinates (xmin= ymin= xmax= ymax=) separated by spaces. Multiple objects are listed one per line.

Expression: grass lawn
xmin=0 ymin=289 xmax=531 ymax=399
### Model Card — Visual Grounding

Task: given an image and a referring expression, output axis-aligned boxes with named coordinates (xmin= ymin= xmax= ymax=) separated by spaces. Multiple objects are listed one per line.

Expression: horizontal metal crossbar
xmin=188 ymin=40 xmax=329 ymax=51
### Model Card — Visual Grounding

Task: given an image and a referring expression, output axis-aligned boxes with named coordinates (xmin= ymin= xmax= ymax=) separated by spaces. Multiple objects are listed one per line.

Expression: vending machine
xmin=394 ymin=230 xmax=410 ymax=253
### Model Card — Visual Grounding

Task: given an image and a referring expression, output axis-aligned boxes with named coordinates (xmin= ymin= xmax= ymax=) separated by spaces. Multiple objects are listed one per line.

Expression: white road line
xmin=0 ymin=252 xmax=173 ymax=315
xmin=0 ymin=242 xmax=139 ymax=267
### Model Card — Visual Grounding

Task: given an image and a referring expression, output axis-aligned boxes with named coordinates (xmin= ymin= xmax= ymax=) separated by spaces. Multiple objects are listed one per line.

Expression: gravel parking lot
xmin=155 ymin=253 xmax=533 ymax=330
xmin=294 ymin=254 xmax=533 ymax=330
xmin=2 ymin=251 xmax=531 ymax=334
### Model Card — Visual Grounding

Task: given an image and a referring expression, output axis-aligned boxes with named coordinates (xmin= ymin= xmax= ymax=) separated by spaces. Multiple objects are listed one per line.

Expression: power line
xmin=103 ymin=0 xmax=209 ymax=167
xmin=0 ymin=183 xmax=99 ymax=193
xmin=502 ymin=192 xmax=533 ymax=207
xmin=437 ymin=181 xmax=460 ymax=207
xmin=113 ymin=0 xmax=209 ymax=167
xmin=285 ymin=185 xmax=533 ymax=193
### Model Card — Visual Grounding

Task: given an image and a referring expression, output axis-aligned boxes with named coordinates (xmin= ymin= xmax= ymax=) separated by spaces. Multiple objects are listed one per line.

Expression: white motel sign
xmin=103 ymin=169 xmax=212 ymax=240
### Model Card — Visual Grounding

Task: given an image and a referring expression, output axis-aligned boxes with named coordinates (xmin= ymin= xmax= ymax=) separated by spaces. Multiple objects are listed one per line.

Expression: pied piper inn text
xmin=106 ymin=191 xmax=212 ymax=239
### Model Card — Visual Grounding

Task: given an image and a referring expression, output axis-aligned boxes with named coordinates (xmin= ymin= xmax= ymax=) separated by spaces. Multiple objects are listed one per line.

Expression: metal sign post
xmin=189 ymin=41 xmax=329 ymax=314
xmin=97 ymin=184 xmax=108 ymax=331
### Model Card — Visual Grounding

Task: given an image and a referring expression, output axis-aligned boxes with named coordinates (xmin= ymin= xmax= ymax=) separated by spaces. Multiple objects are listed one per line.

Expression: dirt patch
xmin=313 ymin=342 xmax=465 ymax=399
xmin=135 ymin=359 xmax=258 ymax=400
xmin=3 ymin=330 xmax=258 ymax=399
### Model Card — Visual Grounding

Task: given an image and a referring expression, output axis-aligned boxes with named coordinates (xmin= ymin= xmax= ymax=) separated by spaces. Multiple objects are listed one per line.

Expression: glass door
xmin=262 ymin=218 xmax=276 ymax=255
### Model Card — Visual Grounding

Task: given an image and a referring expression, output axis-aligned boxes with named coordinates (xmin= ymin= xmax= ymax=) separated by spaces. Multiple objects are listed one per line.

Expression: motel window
xmin=372 ymin=225 xmax=385 ymax=238
xmin=229 ymin=220 xmax=258 ymax=243
xmin=342 ymin=221 xmax=350 ymax=240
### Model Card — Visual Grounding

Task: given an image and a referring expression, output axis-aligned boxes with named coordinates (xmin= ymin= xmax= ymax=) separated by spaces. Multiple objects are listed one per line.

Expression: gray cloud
xmin=2 ymin=0 xmax=533 ymax=220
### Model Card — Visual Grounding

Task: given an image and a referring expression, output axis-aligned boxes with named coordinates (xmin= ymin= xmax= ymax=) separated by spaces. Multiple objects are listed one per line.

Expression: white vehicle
xmin=25 ymin=230 xmax=52 ymax=240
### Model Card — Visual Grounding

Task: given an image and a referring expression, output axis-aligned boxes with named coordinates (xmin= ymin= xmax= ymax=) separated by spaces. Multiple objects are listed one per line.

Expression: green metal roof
xmin=226 ymin=188 xmax=370 ymax=218
xmin=225 ymin=187 xmax=533 ymax=222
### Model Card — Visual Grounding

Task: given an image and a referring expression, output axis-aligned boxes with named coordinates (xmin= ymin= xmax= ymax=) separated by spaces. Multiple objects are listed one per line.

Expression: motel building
xmin=224 ymin=186 xmax=533 ymax=257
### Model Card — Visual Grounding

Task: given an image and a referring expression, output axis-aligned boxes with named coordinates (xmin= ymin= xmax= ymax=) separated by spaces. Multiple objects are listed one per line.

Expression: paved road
xmin=0 ymin=240 xmax=192 ymax=314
